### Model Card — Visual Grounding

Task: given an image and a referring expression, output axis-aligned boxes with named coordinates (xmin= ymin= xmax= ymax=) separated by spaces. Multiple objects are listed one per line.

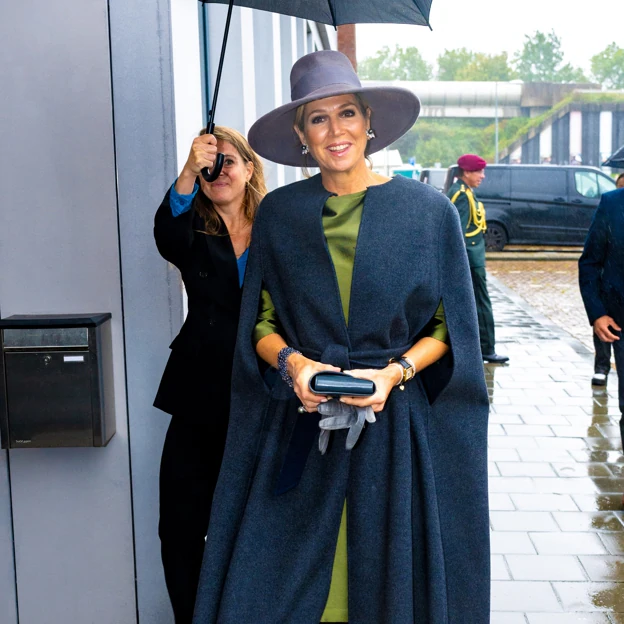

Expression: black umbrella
xmin=199 ymin=0 xmax=433 ymax=180
xmin=602 ymin=144 xmax=624 ymax=169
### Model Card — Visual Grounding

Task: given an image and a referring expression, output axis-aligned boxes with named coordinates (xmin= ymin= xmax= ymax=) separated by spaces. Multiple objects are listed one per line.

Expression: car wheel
xmin=485 ymin=223 xmax=508 ymax=252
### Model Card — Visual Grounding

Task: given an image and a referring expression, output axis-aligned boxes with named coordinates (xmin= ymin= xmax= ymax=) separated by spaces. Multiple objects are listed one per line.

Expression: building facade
xmin=499 ymin=96 xmax=624 ymax=167
xmin=0 ymin=2 xmax=333 ymax=622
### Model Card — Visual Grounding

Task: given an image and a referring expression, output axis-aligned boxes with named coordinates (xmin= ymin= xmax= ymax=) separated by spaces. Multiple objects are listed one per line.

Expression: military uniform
xmin=447 ymin=180 xmax=496 ymax=356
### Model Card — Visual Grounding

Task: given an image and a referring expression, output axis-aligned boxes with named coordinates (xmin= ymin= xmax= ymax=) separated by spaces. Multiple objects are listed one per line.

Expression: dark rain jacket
xmin=153 ymin=190 xmax=242 ymax=422
xmin=192 ymin=174 xmax=490 ymax=624
xmin=579 ymin=187 xmax=624 ymax=326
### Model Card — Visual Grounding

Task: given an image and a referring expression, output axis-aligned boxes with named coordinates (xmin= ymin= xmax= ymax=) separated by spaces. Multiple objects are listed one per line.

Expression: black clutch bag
xmin=308 ymin=371 xmax=376 ymax=397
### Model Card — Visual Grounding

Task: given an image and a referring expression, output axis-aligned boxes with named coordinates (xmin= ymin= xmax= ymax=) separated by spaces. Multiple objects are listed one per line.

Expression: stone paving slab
xmin=488 ymin=260 xmax=595 ymax=352
xmin=486 ymin=277 xmax=622 ymax=621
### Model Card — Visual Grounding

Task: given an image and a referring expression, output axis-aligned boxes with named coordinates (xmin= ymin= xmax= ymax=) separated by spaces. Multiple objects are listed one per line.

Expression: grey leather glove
xmin=317 ymin=399 xmax=376 ymax=454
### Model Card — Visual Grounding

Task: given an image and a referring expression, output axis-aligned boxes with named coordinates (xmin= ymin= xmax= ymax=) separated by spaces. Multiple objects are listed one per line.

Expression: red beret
xmin=457 ymin=154 xmax=487 ymax=171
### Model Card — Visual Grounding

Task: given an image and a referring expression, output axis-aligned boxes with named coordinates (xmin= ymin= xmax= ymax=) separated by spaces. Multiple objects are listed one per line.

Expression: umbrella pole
xmin=201 ymin=0 xmax=235 ymax=181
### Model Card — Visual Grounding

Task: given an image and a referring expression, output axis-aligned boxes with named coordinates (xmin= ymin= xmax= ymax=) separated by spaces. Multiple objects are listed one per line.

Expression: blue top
xmin=170 ymin=181 xmax=248 ymax=287
xmin=236 ymin=248 xmax=249 ymax=288
xmin=170 ymin=180 xmax=198 ymax=216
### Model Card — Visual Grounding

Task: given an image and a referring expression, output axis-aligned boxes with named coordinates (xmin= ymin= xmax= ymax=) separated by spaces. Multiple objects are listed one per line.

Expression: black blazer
xmin=153 ymin=189 xmax=242 ymax=423
xmin=579 ymin=188 xmax=624 ymax=326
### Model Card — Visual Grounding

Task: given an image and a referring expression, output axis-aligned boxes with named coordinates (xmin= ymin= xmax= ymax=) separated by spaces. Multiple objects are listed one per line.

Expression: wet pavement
xmin=488 ymin=259 xmax=593 ymax=351
xmin=486 ymin=275 xmax=623 ymax=622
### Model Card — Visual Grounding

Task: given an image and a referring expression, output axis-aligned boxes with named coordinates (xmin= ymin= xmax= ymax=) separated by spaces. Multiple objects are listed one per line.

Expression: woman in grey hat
xmin=192 ymin=50 xmax=490 ymax=624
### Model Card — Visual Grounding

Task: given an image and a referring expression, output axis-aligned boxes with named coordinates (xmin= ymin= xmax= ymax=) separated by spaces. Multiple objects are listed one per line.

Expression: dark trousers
xmin=470 ymin=266 xmax=496 ymax=355
xmin=593 ymin=333 xmax=612 ymax=375
xmin=612 ymin=337 xmax=624 ymax=448
xmin=159 ymin=417 xmax=229 ymax=624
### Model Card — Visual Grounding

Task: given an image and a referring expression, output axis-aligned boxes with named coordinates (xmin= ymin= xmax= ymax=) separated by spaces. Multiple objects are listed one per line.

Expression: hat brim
xmin=248 ymin=85 xmax=421 ymax=168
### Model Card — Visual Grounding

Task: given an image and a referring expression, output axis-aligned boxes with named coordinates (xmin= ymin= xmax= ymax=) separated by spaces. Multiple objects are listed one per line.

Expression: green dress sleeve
xmin=429 ymin=301 xmax=449 ymax=343
xmin=253 ymin=287 xmax=282 ymax=346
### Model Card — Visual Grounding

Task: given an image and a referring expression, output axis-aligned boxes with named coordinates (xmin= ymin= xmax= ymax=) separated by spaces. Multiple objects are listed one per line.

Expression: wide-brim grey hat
xmin=248 ymin=50 xmax=420 ymax=168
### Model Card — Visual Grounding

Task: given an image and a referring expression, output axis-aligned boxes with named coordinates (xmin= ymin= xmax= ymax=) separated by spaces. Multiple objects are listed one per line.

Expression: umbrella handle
xmin=200 ymin=120 xmax=224 ymax=182
xmin=201 ymin=154 xmax=224 ymax=182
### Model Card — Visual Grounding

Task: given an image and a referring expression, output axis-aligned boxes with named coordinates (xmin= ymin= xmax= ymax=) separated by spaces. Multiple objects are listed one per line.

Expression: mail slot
xmin=0 ymin=314 xmax=115 ymax=448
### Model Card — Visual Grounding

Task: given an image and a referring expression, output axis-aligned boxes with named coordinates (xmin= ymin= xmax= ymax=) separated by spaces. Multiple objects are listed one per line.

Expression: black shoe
xmin=591 ymin=372 xmax=608 ymax=386
xmin=483 ymin=353 xmax=509 ymax=364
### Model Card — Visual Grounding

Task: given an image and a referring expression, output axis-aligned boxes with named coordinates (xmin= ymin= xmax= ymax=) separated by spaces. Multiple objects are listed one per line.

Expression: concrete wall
xmin=582 ymin=110 xmax=601 ymax=167
xmin=107 ymin=0 xmax=181 ymax=620
xmin=0 ymin=1 xmax=138 ymax=622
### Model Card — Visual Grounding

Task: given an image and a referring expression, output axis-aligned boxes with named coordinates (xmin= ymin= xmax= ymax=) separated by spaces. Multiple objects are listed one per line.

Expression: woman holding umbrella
xmin=153 ymin=126 xmax=266 ymax=623
xmin=192 ymin=51 xmax=490 ymax=623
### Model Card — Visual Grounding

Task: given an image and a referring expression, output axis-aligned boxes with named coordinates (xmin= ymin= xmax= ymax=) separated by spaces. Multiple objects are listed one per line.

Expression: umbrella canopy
xmin=201 ymin=0 xmax=432 ymax=27
xmin=199 ymin=0 xmax=433 ymax=180
xmin=603 ymin=144 xmax=624 ymax=169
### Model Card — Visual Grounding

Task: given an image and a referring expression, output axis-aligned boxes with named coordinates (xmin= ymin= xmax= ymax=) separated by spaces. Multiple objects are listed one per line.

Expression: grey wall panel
xmin=253 ymin=11 xmax=279 ymax=189
xmin=297 ymin=19 xmax=305 ymax=57
xmin=280 ymin=15 xmax=297 ymax=185
xmin=613 ymin=112 xmax=624 ymax=154
xmin=552 ymin=114 xmax=570 ymax=165
xmin=107 ymin=0 xmax=181 ymax=622
xmin=581 ymin=110 xmax=600 ymax=167
xmin=0 ymin=453 xmax=17 ymax=624
xmin=0 ymin=1 xmax=137 ymax=622
xmin=521 ymin=135 xmax=539 ymax=164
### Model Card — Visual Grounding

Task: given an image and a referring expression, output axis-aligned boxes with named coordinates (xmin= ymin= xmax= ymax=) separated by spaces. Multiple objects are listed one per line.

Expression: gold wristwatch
xmin=388 ymin=356 xmax=416 ymax=391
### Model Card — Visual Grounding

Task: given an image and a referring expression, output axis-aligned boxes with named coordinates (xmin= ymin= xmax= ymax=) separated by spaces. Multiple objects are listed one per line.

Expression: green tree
xmin=436 ymin=48 xmax=474 ymax=81
xmin=456 ymin=52 xmax=516 ymax=81
xmin=358 ymin=45 xmax=432 ymax=80
xmin=437 ymin=49 xmax=515 ymax=81
xmin=591 ymin=43 xmax=624 ymax=89
xmin=391 ymin=118 xmax=529 ymax=168
xmin=513 ymin=30 xmax=587 ymax=83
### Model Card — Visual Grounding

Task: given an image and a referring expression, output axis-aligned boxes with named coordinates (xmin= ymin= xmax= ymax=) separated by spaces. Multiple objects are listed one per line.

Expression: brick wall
xmin=337 ymin=24 xmax=356 ymax=71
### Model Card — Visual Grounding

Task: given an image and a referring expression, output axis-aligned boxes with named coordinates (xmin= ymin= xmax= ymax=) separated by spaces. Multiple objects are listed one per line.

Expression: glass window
xmin=511 ymin=168 xmax=567 ymax=199
xmin=598 ymin=174 xmax=616 ymax=195
xmin=574 ymin=171 xmax=599 ymax=198
xmin=478 ymin=168 xmax=510 ymax=199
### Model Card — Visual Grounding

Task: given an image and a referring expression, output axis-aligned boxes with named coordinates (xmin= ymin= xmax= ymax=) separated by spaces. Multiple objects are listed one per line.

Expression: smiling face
xmin=199 ymin=139 xmax=253 ymax=210
xmin=461 ymin=169 xmax=486 ymax=189
xmin=294 ymin=94 xmax=371 ymax=176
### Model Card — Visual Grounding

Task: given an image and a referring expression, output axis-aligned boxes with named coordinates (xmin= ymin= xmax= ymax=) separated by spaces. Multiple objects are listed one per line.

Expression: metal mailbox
xmin=0 ymin=314 xmax=115 ymax=448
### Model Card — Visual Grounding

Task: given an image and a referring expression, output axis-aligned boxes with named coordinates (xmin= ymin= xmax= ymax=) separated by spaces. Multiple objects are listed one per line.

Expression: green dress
xmin=254 ymin=189 xmax=448 ymax=622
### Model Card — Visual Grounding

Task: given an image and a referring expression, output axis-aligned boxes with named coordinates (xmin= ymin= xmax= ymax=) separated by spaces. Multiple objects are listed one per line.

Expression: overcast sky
xmin=356 ymin=0 xmax=622 ymax=76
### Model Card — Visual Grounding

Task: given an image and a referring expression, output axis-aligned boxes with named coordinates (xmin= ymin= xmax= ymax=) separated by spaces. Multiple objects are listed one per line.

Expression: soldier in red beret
xmin=447 ymin=154 xmax=509 ymax=363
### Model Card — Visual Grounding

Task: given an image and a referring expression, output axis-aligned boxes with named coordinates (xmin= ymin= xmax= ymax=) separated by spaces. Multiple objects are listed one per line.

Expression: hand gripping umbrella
xmin=199 ymin=0 xmax=433 ymax=181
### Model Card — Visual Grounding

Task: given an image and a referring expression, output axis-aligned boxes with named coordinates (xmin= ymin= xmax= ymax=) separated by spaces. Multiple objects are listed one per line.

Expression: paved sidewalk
xmin=486 ymin=275 xmax=624 ymax=623
xmin=488 ymin=260 xmax=593 ymax=351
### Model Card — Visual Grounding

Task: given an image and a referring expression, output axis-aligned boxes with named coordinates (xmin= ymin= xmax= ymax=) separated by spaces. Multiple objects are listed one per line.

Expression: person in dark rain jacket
xmin=192 ymin=51 xmax=490 ymax=624
xmin=579 ymin=187 xmax=624 ymax=470
xmin=153 ymin=126 xmax=266 ymax=624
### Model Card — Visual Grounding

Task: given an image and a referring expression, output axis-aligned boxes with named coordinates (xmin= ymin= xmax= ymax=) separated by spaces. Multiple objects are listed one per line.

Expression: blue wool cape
xmin=192 ymin=174 xmax=490 ymax=624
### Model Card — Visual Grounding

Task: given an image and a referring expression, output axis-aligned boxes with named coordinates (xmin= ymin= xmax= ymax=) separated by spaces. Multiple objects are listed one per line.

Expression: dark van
xmin=442 ymin=165 xmax=616 ymax=251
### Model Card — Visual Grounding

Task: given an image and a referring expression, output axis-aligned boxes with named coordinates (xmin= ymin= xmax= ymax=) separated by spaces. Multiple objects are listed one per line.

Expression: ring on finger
xmin=297 ymin=405 xmax=307 ymax=414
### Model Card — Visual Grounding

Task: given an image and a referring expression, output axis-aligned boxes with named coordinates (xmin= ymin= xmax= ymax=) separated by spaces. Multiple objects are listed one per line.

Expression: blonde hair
xmin=195 ymin=126 xmax=267 ymax=235
xmin=293 ymin=94 xmax=373 ymax=176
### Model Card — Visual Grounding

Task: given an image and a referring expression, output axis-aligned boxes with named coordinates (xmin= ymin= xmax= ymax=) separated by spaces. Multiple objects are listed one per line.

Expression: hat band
xmin=291 ymin=65 xmax=361 ymax=101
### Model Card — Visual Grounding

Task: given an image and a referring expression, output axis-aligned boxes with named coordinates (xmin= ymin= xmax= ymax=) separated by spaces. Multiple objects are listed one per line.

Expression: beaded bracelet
xmin=277 ymin=346 xmax=302 ymax=387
